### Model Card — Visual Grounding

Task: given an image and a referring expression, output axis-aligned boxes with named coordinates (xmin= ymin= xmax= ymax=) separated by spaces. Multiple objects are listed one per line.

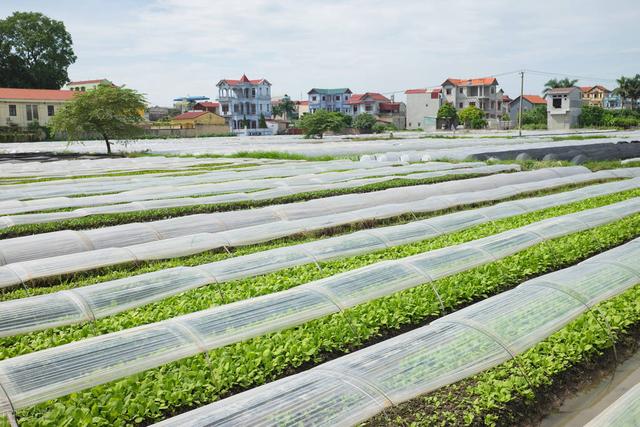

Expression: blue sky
xmin=2 ymin=0 xmax=639 ymax=105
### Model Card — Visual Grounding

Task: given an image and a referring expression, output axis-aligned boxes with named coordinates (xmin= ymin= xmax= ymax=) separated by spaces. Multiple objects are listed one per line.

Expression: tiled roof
xmin=67 ymin=79 xmax=108 ymax=85
xmin=379 ymin=102 xmax=401 ymax=112
xmin=307 ymin=88 xmax=352 ymax=95
xmin=547 ymin=87 xmax=579 ymax=95
xmin=405 ymin=88 xmax=442 ymax=97
xmin=0 ymin=88 xmax=76 ymax=101
xmin=581 ymin=85 xmax=610 ymax=93
xmin=218 ymin=74 xmax=270 ymax=86
xmin=173 ymin=111 xmax=208 ymax=120
xmin=579 ymin=86 xmax=593 ymax=93
xmin=195 ymin=101 xmax=220 ymax=108
xmin=443 ymin=77 xmax=498 ymax=87
xmin=522 ymin=95 xmax=546 ymax=104
xmin=502 ymin=95 xmax=512 ymax=102
xmin=347 ymin=92 xmax=390 ymax=104
xmin=405 ymin=88 xmax=427 ymax=94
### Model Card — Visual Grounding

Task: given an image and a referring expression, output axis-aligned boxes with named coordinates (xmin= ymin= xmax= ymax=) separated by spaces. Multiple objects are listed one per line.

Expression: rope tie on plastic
xmin=74 ymin=230 xmax=96 ymax=251
xmin=171 ymin=320 xmax=215 ymax=371
xmin=299 ymin=248 xmax=322 ymax=271
xmin=403 ymin=262 xmax=445 ymax=314
xmin=60 ymin=290 xmax=96 ymax=323
xmin=303 ymin=286 xmax=361 ymax=339
xmin=436 ymin=318 xmax=536 ymax=393
xmin=192 ymin=266 xmax=226 ymax=304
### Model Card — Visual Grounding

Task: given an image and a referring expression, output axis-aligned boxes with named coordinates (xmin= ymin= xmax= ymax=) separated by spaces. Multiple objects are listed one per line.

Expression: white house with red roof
xmin=216 ymin=74 xmax=272 ymax=133
xmin=64 ymin=79 xmax=113 ymax=92
xmin=347 ymin=92 xmax=406 ymax=129
xmin=0 ymin=87 xmax=76 ymax=127
xmin=404 ymin=88 xmax=442 ymax=130
xmin=441 ymin=77 xmax=502 ymax=123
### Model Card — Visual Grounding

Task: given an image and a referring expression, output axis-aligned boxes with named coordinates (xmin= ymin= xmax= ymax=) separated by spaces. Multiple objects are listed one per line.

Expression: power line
xmin=524 ymin=69 xmax=618 ymax=83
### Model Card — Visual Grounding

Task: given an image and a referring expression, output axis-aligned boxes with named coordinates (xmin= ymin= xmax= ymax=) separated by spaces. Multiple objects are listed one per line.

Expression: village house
xmin=193 ymin=101 xmax=220 ymax=115
xmin=217 ymin=74 xmax=272 ymax=132
xmin=404 ymin=88 xmax=442 ymax=130
xmin=441 ymin=77 xmax=502 ymax=124
xmin=508 ymin=94 xmax=547 ymax=126
xmin=579 ymin=85 xmax=611 ymax=107
xmin=307 ymin=88 xmax=352 ymax=114
xmin=64 ymin=79 xmax=113 ymax=92
xmin=0 ymin=87 xmax=75 ymax=128
xmin=546 ymin=87 xmax=582 ymax=130
xmin=347 ymin=92 xmax=406 ymax=129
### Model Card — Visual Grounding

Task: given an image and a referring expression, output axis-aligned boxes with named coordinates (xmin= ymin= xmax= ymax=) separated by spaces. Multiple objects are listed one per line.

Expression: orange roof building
xmin=0 ymin=87 xmax=77 ymax=127
xmin=441 ymin=76 xmax=503 ymax=120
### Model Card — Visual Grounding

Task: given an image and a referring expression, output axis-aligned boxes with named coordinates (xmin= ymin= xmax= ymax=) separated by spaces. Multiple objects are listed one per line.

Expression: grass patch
xmin=550 ymin=134 xmax=610 ymax=141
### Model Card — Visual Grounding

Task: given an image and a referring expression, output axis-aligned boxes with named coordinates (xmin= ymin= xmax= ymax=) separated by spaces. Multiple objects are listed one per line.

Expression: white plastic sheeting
xmin=1 ymin=181 xmax=639 ymax=338
xmin=0 ymin=168 xmax=637 ymax=288
xmin=0 ymin=167 xmax=591 ymax=266
xmin=0 ymin=163 xmax=511 ymax=227
xmin=584 ymin=382 xmax=640 ymax=427
xmin=0 ymin=200 xmax=637 ymax=414
xmin=151 ymin=239 xmax=640 ymax=427
xmin=0 ymin=158 xmax=411 ymax=205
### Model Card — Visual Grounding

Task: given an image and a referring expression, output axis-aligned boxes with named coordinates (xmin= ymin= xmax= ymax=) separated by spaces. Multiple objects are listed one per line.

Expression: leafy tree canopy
xmin=295 ymin=109 xmax=346 ymax=138
xmin=50 ymin=84 xmax=146 ymax=154
xmin=258 ymin=113 xmax=267 ymax=128
xmin=458 ymin=105 xmax=487 ymax=129
xmin=437 ymin=103 xmax=458 ymax=120
xmin=615 ymin=74 xmax=640 ymax=110
xmin=353 ymin=113 xmax=377 ymax=132
xmin=519 ymin=104 xmax=547 ymax=126
xmin=0 ymin=11 xmax=76 ymax=89
xmin=272 ymin=94 xmax=297 ymax=120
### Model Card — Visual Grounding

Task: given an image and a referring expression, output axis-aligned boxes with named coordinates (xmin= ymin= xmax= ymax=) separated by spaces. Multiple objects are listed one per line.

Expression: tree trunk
xmin=103 ymin=134 xmax=112 ymax=154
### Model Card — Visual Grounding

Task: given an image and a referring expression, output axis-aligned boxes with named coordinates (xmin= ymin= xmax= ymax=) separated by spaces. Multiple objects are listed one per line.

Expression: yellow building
xmin=0 ymin=88 xmax=76 ymax=127
xmin=171 ymin=111 xmax=226 ymax=128
xmin=579 ymin=85 xmax=611 ymax=107
xmin=64 ymin=79 xmax=113 ymax=92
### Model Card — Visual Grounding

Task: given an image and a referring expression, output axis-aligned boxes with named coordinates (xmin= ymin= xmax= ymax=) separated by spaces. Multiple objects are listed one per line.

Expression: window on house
xmin=552 ymin=97 xmax=562 ymax=108
xmin=252 ymin=88 xmax=256 ymax=97
xmin=26 ymin=105 xmax=39 ymax=121
xmin=335 ymin=95 xmax=340 ymax=101
xmin=459 ymin=87 xmax=463 ymax=94
xmin=8 ymin=105 xmax=16 ymax=116
xmin=311 ymin=96 xmax=317 ymax=101
xmin=458 ymin=102 xmax=463 ymax=108
xmin=365 ymin=105 xmax=372 ymax=112
xmin=491 ymin=87 xmax=495 ymax=94
xmin=322 ymin=96 xmax=326 ymax=101
xmin=344 ymin=95 xmax=348 ymax=100
xmin=47 ymin=105 xmax=55 ymax=116
xmin=446 ymin=88 xmax=451 ymax=95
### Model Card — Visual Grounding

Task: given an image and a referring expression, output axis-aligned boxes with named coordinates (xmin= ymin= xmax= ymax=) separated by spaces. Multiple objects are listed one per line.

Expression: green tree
xmin=519 ymin=105 xmax=547 ymax=126
xmin=50 ymin=84 xmax=146 ymax=154
xmin=543 ymin=77 xmax=578 ymax=94
xmin=0 ymin=12 xmax=76 ymax=89
xmin=353 ymin=113 xmax=377 ymax=132
xmin=258 ymin=113 xmax=267 ymax=128
xmin=458 ymin=105 xmax=487 ymax=129
xmin=579 ymin=105 xmax=606 ymax=127
xmin=295 ymin=109 xmax=345 ymax=138
xmin=437 ymin=103 xmax=458 ymax=128
xmin=615 ymin=74 xmax=640 ymax=110
xmin=272 ymin=95 xmax=297 ymax=121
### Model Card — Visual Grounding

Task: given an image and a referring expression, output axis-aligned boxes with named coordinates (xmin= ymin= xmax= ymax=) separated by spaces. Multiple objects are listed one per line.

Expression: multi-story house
xmin=441 ymin=77 xmax=502 ymax=121
xmin=64 ymin=79 xmax=113 ymax=92
xmin=0 ymin=88 xmax=75 ymax=127
xmin=307 ymin=88 xmax=352 ymax=113
xmin=579 ymin=85 xmax=611 ymax=107
xmin=404 ymin=88 xmax=442 ymax=130
xmin=216 ymin=74 xmax=272 ymax=131
xmin=347 ymin=92 xmax=406 ymax=129
xmin=546 ymin=87 xmax=582 ymax=130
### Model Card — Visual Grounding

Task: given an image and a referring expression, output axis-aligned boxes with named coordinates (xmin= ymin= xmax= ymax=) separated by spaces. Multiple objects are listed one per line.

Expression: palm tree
xmin=614 ymin=74 xmax=640 ymax=109
xmin=272 ymin=94 xmax=297 ymax=121
xmin=543 ymin=77 xmax=579 ymax=94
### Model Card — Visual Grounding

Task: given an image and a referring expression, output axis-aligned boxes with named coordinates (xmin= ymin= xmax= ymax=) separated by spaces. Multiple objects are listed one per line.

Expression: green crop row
xmin=364 ymin=275 xmax=640 ymax=427
xmin=0 ymin=179 xmax=626 ymax=302
xmin=8 ymin=212 xmax=640 ymax=426
xmin=0 ymin=172 xmax=496 ymax=238
xmin=3 ymin=189 xmax=639 ymax=361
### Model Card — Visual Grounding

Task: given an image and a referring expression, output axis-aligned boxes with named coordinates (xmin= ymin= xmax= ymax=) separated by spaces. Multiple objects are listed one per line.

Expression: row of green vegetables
xmin=0 ymin=179 xmax=618 ymax=302
xmin=0 ymin=172 xmax=489 ymax=238
xmin=7 ymin=211 xmax=640 ymax=426
xmin=366 ymin=270 xmax=640 ymax=427
xmin=3 ymin=188 xmax=639 ymax=361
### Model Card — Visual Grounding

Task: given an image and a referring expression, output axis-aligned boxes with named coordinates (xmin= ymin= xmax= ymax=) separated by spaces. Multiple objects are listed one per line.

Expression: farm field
xmin=1 ymin=148 xmax=640 ymax=427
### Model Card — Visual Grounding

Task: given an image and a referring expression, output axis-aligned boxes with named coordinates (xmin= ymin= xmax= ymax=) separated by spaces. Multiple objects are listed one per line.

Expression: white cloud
xmin=2 ymin=0 xmax=639 ymax=104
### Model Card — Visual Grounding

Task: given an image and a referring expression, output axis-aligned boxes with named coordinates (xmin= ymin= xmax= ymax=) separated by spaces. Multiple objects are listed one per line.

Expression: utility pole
xmin=518 ymin=70 xmax=524 ymax=137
